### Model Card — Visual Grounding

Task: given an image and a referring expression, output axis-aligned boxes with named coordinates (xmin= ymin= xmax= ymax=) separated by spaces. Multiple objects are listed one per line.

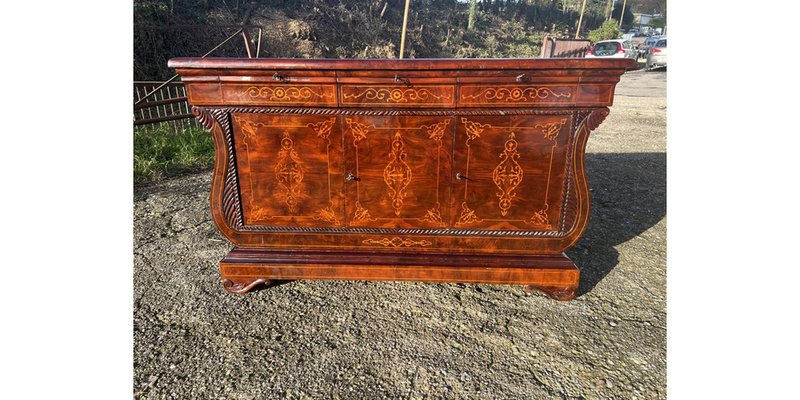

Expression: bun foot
xmin=221 ymin=277 xmax=271 ymax=294
xmin=524 ymin=284 xmax=577 ymax=301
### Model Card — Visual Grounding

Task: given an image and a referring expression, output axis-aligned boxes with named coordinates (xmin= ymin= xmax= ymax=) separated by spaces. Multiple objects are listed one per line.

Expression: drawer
xmin=338 ymin=70 xmax=457 ymax=108
xmin=459 ymin=83 xmax=576 ymax=107
xmin=183 ymin=70 xmax=338 ymax=106
xmin=457 ymin=70 xmax=574 ymax=107
xmin=221 ymin=83 xmax=338 ymax=106
xmin=457 ymin=69 xmax=618 ymax=107
xmin=340 ymin=84 xmax=455 ymax=107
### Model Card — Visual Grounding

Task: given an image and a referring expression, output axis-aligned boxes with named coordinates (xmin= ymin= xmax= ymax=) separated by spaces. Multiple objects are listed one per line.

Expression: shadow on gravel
xmin=568 ymin=152 xmax=666 ymax=296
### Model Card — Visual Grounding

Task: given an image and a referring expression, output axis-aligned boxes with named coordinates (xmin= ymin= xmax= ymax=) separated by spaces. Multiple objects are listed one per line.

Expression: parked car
xmin=646 ymin=37 xmax=667 ymax=68
xmin=638 ymin=35 xmax=661 ymax=58
xmin=585 ymin=39 xmax=637 ymax=59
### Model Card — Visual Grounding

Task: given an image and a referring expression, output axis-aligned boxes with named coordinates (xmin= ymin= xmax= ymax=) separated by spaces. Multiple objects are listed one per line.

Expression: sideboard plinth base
xmin=219 ymin=248 xmax=580 ymax=299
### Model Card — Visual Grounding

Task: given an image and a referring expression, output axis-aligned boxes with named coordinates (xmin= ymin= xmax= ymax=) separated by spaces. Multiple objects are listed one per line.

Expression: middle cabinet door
xmin=343 ymin=115 xmax=454 ymax=229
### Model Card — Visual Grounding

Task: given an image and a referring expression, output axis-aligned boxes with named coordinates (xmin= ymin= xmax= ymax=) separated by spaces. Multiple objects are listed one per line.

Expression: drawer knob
xmin=345 ymin=172 xmax=358 ymax=182
xmin=456 ymin=172 xmax=466 ymax=181
xmin=272 ymin=72 xmax=284 ymax=81
xmin=516 ymin=73 xmax=526 ymax=82
xmin=394 ymin=74 xmax=412 ymax=87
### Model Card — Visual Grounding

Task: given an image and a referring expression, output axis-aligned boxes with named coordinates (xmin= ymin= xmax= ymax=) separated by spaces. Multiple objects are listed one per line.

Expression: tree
xmin=587 ymin=18 xmax=620 ymax=42
xmin=632 ymin=0 xmax=666 ymax=15
xmin=468 ymin=0 xmax=478 ymax=30
xmin=609 ymin=0 xmax=635 ymax=29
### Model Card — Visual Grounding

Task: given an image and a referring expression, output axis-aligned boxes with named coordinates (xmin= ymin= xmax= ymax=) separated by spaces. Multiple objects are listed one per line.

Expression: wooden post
xmin=241 ymin=30 xmax=253 ymax=58
xmin=619 ymin=0 xmax=627 ymax=28
xmin=576 ymin=0 xmax=588 ymax=39
xmin=399 ymin=0 xmax=411 ymax=59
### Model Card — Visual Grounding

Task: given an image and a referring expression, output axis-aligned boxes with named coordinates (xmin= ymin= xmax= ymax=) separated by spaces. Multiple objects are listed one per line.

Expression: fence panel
xmin=133 ymin=81 xmax=197 ymax=131
xmin=540 ymin=36 xmax=591 ymax=58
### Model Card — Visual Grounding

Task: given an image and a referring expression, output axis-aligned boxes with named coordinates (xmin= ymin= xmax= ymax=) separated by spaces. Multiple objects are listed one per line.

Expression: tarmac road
xmin=134 ymin=70 xmax=667 ymax=399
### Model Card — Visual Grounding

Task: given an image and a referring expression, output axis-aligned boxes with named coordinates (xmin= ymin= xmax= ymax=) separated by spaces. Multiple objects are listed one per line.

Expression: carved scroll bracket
xmin=192 ymin=106 xmax=216 ymax=129
xmin=584 ymin=108 xmax=610 ymax=132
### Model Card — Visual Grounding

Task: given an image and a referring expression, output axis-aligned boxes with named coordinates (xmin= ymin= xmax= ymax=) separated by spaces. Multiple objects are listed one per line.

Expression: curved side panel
xmin=553 ymin=107 xmax=609 ymax=250
xmin=194 ymin=106 xmax=244 ymax=244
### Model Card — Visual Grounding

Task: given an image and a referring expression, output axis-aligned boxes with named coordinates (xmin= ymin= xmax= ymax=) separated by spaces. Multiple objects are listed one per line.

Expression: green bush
xmin=587 ymin=19 xmax=621 ymax=43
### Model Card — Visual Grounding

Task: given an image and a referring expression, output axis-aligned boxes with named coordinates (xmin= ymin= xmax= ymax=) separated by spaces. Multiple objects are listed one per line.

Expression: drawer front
xmin=459 ymin=84 xmax=576 ymax=107
xmin=222 ymin=83 xmax=337 ymax=106
xmin=340 ymin=85 xmax=456 ymax=107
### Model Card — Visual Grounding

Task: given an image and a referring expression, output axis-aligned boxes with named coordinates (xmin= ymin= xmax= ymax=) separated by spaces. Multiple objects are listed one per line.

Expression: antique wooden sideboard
xmin=169 ymin=57 xmax=634 ymax=300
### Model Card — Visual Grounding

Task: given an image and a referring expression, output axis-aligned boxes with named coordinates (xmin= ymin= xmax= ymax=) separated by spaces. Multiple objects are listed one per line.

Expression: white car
xmin=585 ymin=39 xmax=637 ymax=59
xmin=638 ymin=35 xmax=662 ymax=58
xmin=646 ymin=37 xmax=667 ymax=68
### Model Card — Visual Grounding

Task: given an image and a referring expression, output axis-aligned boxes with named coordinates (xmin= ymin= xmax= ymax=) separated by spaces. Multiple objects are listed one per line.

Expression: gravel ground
xmin=134 ymin=71 xmax=667 ymax=399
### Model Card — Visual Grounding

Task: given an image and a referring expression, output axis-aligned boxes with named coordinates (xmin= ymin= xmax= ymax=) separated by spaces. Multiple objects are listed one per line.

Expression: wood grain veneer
xmin=170 ymin=57 xmax=634 ymax=300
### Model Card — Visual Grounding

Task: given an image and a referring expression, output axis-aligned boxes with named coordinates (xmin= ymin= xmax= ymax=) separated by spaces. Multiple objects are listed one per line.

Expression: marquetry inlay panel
xmin=459 ymin=85 xmax=575 ymax=107
xmin=361 ymin=237 xmax=433 ymax=248
xmin=230 ymin=113 xmax=344 ymax=227
xmin=341 ymin=85 xmax=456 ymax=107
xmin=344 ymin=115 xmax=453 ymax=229
xmin=222 ymin=84 xmax=337 ymax=106
xmin=452 ymin=114 xmax=573 ymax=231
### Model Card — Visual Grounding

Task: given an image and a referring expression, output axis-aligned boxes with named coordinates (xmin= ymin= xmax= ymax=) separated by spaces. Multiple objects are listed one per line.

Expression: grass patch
xmin=134 ymin=124 xmax=214 ymax=184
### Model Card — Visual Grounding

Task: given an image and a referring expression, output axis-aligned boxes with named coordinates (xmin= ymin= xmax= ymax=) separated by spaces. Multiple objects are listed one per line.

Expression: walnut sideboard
xmin=169 ymin=57 xmax=634 ymax=300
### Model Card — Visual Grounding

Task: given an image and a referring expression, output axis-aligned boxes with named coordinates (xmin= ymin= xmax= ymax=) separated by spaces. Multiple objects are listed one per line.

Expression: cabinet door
xmin=343 ymin=115 xmax=453 ymax=229
xmin=451 ymin=115 xmax=573 ymax=231
xmin=230 ymin=113 xmax=344 ymax=227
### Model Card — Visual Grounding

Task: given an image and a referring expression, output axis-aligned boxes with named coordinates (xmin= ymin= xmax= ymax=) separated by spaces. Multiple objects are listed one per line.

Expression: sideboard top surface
xmin=168 ymin=57 xmax=636 ymax=72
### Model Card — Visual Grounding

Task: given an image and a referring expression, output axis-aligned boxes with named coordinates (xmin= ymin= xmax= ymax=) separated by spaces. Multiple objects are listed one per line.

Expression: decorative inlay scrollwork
xmin=346 ymin=118 xmax=373 ymax=145
xmin=461 ymin=118 xmax=491 ymax=142
xmin=383 ymin=132 xmax=413 ymax=217
xmin=536 ymin=119 xmax=567 ymax=142
xmin=313 ymin=203 xmax=340 ymax=225
xmin=249 ymin=207 xmax=274 ymax=221
xmin=241 ymin=86 xmax=330 ymax=101
xmin=420 ymin=203 xmax=446 ymax=227
xmin=492 ymin=131 xmax=524 ymax=216
xmin=455 ymin=202 xmax=483 ymax=227
xmin=420 ymin=119 xmax=451 ymax=144
xmin=362 ymin=237 xmax=433 ymax=247
xmin=352 ymin=201 xmax=376 ymax=224
xmin=307 ymin=118 xmax=336 ymax=140
xmin=274 ymin=131 xmax=304 ymax=213
xmin=344 ymin=88 xmax=449 ymax=103
xmin=462 ymin=87 xmax=572 ymax=102
xmin=526 ymin=208 xmax=551 ymax=228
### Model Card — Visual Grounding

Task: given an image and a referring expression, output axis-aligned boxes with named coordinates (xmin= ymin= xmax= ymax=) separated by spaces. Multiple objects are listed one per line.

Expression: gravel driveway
xmin=134 ymin=70 xmax=667 ymax=399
